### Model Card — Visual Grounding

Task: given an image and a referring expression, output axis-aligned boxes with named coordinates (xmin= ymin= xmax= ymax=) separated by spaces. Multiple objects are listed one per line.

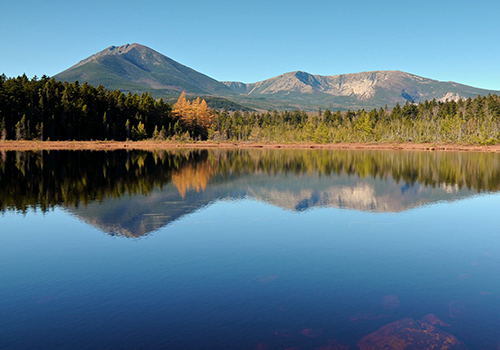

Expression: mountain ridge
xmin=222 ymin=70 xmax=496 ymax=104
xmin=54 ymin=43 xmax=500 ymax=111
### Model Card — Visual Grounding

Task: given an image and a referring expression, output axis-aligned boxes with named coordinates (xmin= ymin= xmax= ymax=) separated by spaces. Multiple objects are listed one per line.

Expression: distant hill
xmin=54 ymin=43 xmax=500 ymax=111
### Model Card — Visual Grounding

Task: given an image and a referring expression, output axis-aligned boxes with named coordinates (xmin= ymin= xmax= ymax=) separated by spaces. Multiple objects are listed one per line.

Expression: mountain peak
xmin=54 ymin=43 xmax=237 ymax=97
xmin=71 ymin=43 xmax=157 ymax=68
xmin=101 ymin=43 xmax=155 ymax=55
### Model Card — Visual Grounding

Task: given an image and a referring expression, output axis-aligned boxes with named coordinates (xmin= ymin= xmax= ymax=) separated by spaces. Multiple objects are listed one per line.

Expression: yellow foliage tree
xmin=173 ymin=92 xmax=214 ymax=137
xmin=197 ymin=99 xmax=212 ymax=129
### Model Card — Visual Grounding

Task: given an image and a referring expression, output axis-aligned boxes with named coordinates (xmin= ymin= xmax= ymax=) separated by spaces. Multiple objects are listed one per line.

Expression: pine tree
xmin=158 ymin=125 xmax=167 ymax=140
xmin=35 ymin=122 xmax=44 ymax=141
xmin=15 ymin=115 xmax=27 ymax=140
xmin=0 ymin=118 xmax=6 ymax=141
xmin=152 ymin=125 xmax=159 ymax=140
xmin=125 ymin=119 xmax=131 ymax=140
xmin=132 ymin=121 xmax=148 ymax=140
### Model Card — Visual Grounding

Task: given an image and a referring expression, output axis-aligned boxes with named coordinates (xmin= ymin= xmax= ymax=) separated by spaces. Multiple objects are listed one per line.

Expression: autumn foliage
xmin=173 ymin=92 xmax=214 ymax=138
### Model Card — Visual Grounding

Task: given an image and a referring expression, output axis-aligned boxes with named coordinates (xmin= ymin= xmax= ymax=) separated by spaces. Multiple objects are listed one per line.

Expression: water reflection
xmin=1 ymin=149 xmax=500 ymax=237
xmin=2 ymin=149 xmax=500 ymax=349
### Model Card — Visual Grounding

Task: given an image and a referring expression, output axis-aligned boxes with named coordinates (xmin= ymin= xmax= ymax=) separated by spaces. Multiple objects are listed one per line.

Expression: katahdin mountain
xmin=54 ymin=43 xmax=500 ymax=111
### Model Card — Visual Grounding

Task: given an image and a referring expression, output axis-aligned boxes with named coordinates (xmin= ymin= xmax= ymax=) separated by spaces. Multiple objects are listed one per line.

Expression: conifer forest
xmin=1 ymin=74 xmax=500 ymax=144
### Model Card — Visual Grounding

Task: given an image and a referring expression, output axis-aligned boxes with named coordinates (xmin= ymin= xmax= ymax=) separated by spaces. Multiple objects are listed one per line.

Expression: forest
xmin=1 ymin=74 xmax=500 ymax=144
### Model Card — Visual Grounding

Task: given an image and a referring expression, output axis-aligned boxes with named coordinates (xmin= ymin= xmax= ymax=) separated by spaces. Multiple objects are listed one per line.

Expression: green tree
xmin=15 ymin=115 xmax=27 ymax=140
xmin=132 ymin=121 xmax=148 ymax=140
xmin=152 ymin=125 xmax=159 ymax=140
xmin=0 ymin=118 xmax=6 ymax=141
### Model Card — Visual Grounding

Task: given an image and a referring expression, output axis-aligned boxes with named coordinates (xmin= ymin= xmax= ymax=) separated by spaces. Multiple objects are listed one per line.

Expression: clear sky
xmin=1 ymin=0 xmax=500 ymax=89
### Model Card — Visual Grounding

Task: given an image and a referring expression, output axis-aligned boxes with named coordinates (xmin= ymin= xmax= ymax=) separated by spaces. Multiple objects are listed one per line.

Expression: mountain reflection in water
xmin=1 ymin=148 xmax=499 ymax=237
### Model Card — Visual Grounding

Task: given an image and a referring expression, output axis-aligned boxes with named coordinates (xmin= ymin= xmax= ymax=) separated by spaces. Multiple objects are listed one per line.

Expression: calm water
xmin=1 ymin=149 xmax=500 ymax=349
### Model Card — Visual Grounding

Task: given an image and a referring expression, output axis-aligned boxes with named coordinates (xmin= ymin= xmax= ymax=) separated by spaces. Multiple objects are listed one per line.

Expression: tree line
xmin=2 ymin=74 xmax=500 ymax=144
xmin=0 ymin=75 xmax=213 ymax=141
xmin=212 ymin=95 xmax=500 ymax=144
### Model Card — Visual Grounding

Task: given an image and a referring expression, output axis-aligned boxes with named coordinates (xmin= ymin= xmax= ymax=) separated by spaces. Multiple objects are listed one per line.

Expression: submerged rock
xmin=357 ymin=318 xmax=468 ymax=350
xmin=419 ymin=313 xmax=451 ymax=327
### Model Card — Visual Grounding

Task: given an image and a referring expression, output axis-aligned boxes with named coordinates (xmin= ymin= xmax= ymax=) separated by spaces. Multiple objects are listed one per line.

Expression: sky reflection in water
xmin=1 ymin=149 xmax=500 ymax=349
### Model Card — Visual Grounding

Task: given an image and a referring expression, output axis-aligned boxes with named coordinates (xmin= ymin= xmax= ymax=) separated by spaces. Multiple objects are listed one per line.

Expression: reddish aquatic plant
xmin=275 ymin=329 xmax=293 ymax=337
xmin=349 ymin=313 xmax=388 ymax=322
xmin=449 ymin=300 xmax=476 ymax=318
xmin=300 ymin=328 xmax=324 ymax=337
xmin=315 ymin=339 xmax=350 ymax=350
xmin=253 ymin=342 xmax=270 ymax=350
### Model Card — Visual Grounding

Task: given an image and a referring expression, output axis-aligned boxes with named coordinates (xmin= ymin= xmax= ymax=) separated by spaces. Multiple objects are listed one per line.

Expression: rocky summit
xmin=54 ymin=43 xmax=236 ymax=97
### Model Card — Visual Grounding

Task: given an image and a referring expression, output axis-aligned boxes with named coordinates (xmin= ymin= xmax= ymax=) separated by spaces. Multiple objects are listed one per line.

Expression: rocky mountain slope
xmin=54 ymin=43 xmax=500 ymax=111
xmin=54 ymin=43 xmax=237 ymax=98
xmin=223 ymin=70 xmax=498 ymax=109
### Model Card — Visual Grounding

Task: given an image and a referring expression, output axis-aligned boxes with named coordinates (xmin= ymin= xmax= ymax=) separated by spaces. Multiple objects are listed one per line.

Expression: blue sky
xmin=1 ymin=0 xmax=500 ymax=89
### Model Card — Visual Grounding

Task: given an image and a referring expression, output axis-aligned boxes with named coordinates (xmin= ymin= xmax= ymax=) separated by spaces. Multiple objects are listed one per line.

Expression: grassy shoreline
xmin=1 ymin=140 xmax=500 ymax=152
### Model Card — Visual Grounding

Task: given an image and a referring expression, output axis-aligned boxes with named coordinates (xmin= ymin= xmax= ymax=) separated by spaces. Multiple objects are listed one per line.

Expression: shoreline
xmin=1 ymin=140 xmax=500 ymax=152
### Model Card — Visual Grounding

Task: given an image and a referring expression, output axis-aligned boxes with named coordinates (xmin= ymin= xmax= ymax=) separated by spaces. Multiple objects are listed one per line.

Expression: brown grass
xmin=1 ymin=140 xmax=500 ymax=152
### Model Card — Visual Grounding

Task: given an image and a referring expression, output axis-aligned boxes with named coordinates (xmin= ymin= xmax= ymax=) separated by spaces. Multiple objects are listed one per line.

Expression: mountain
xmin=223 ymin=70 xmax=500 ymax=110
xmin=54 ymin=43 xmax=237 ymax=99
xmin=54 ymin=43 xmax=500 ymax=111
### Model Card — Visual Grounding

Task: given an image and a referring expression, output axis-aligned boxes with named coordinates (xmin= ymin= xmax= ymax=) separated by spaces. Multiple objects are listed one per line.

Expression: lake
xmin=1 ymin=148 xmax=500 ymax=349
